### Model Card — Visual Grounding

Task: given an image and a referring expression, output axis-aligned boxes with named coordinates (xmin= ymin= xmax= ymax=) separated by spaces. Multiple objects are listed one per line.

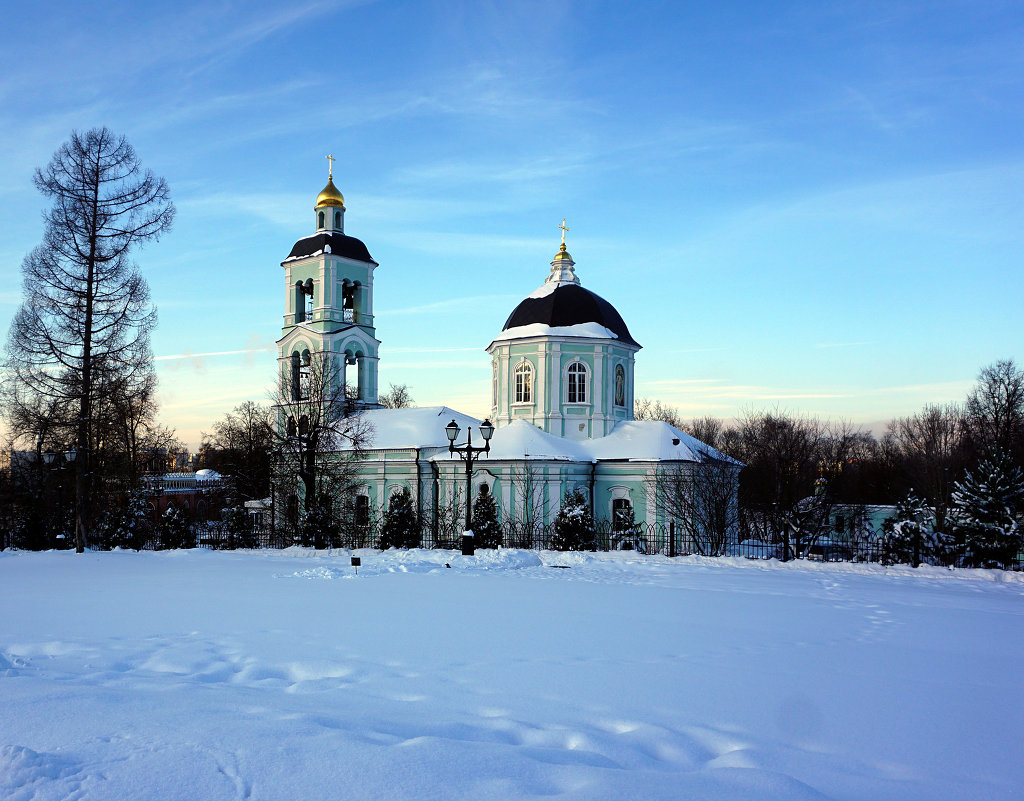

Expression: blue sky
xmin=1 ymin=0 xmax=1022 ymax=447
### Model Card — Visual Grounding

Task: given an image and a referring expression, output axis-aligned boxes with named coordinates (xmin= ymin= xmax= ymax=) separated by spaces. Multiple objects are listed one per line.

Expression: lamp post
xmin=42 ymin=447 xmax=77 ymax=547
xmin=445 ymin=419 xmax=495 ymax=550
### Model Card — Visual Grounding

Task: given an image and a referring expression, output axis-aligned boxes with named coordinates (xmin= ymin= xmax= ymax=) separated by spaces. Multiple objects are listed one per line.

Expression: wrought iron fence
xmin=3 ymin=516 xmax=1022 ymax=570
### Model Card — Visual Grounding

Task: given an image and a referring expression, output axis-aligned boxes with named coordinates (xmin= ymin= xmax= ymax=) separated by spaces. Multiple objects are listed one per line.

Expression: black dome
xmin=502 ymin=284 xmax=640 ymax=348
xmin=284 ymin=232 xmax=375 ymax=264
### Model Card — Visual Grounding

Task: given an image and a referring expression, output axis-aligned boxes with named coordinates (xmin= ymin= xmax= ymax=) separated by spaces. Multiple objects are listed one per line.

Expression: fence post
xmin=782 ymin=524 xmax=791 ymax=562
xmin=913 ymin=524 xmax=921 ymax=569
xmin=668 ymin=520 xmax=675 ymax=558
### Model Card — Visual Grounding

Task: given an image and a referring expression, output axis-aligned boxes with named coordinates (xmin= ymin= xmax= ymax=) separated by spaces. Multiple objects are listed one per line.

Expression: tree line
xmin=637 ymin=358 xmax=1024 ymax=567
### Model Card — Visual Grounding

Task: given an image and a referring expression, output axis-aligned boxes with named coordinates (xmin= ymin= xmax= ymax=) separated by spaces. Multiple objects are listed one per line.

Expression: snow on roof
xmin=478 ymin=420 xmax=592 ymax=461
xmin=492 ymin=321 xmax=619 ymax=343
xmin=360 ymin=406 xmax=482 ymax=450
xmin=581 ymin=421 xmax=742 ymax=465
xmin=355 ymin=409 xmax=739 ymax=465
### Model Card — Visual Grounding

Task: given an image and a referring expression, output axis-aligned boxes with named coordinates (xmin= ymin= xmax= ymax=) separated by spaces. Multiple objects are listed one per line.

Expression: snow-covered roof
xmin=474 ymin=420 xmax=592 ymax=461
xmin=492 ymin=321 xmax=620 ymax=342
xmin=360 ymin=406 xmax=482 ymax=450
xmin=581 ymin=421 xmax=742 ymax=465
xmin=357 ymin=409 xmax=739 ymax=466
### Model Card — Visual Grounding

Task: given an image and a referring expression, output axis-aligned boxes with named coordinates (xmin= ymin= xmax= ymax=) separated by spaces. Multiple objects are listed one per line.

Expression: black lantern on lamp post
xmin=445 ymin=418 xmax=495 ymax=552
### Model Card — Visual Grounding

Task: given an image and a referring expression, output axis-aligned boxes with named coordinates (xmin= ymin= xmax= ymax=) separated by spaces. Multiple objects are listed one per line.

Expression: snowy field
xmin=1 ymin=549 xmax=1023 ymax=801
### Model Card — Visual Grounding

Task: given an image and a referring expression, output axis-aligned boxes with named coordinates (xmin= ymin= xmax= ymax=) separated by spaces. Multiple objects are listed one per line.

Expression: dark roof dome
xmin=283 ymin=232 xmax=375 ymax=264
xmin=501 ymin=284 xmax=640 ymax=347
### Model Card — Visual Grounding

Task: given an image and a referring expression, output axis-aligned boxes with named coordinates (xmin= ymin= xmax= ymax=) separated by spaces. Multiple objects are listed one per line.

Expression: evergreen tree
xmin=551 ymin=488 xmax=595 ymax=551
xmin=160 ymin=503 xmax=193 ymax=550
xmin=300 ymin=493 xmax=339 ymax=549
xmin=380 ymin=486 xmax=420 ymax=549
xmin=880 ymin=490 xmax=932 ymax=566
xmin=222 ymin=504 xmax=255 ymax=549
xmin=951 ymin=451 xmax=1024 ymax=568
xmin=116 ymin=488 xmax=154 ymax=550
xmin=470 ymin=485 xmax=502 ymax=549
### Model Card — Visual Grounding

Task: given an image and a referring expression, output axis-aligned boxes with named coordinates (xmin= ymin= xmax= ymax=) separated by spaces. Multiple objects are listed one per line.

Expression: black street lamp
xmin=41 ymin=447 xmax=77 ymax=546
xmin=445 ymin=419 xmax=495 ymax=548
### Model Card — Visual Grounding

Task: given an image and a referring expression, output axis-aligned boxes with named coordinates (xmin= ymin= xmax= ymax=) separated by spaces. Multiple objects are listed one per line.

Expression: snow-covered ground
xmin=2 ymin=548 xmax=1022 ymax=800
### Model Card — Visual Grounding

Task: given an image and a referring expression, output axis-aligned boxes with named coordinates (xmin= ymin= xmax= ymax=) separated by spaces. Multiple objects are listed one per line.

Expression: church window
xmin=318 ymin=211 xmax=325 ymax=229
xmin=294 ymin=281 xmax=305 ymax=323
xmin=614 ymin=364 xmax=625 ymax=407
xmin=299 ymin=350 xmax=311 ymax=399
xmin=334 ymin=211 xmax=342 ymax=229
xmin=354 ymin=494 xmax=370 ymax=528
xmin=341 ymin=280 xmax=357 ymax=322
xmin=514 ymin=361 xmax=533 ymax=404
xmin=612 ymin=498 xmax=633 ymax=531
xmin=290 ymin=352 xmax=301 ymax=401
xmin=567 ymin=361 xmax=588 ymax=404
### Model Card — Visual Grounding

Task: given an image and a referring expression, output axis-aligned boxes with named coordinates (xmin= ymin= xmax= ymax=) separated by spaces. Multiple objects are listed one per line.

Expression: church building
xmin=276 ymin=166 xmax=738 ymax=545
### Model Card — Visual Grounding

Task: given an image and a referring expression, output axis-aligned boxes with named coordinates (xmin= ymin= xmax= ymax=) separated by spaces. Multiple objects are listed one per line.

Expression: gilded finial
xmin=558 ymin=218 xmax=569 ymax=247
xmin=326 ymin=153 xmax=336 ymax=180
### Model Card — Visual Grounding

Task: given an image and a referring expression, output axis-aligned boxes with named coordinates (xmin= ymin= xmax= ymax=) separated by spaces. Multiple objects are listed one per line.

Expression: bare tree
xmin=2 ymin=128 xmax=173 ymax=552
xmin=684 ymin=416 xmax=726 ymax=450
xmin=271 ymin=351 xmax=370 ymax=539
xmin=634 ymin=397 xmax=684 ymax=429
xmin=965 ymin=359 xmax=1024 ymax=462
xmin=506 ymin=464 xmax=550 ymax=547
xmin=646 ymin=458 xmax=741 ymax=555
xmin=200 ymin=401 xmax=275 ymax=501
xmin=379 ymin=383 xmax=414 ymax=409
xmin=884 ymin=403 xmax=968 ymax=532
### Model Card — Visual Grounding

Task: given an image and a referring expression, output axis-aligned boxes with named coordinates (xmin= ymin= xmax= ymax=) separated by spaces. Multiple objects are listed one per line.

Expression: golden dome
xmin=315 ymin=178 xmax=345 ymax=210
xmin=552 ymin=243 xmax=574 ymax=262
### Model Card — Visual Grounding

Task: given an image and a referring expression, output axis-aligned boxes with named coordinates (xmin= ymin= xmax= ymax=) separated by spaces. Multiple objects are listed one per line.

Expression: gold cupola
xmin=315 ymin=178 xmax=345 ymax=210
xmin=552 ymin=242 xmax=574 ymax=263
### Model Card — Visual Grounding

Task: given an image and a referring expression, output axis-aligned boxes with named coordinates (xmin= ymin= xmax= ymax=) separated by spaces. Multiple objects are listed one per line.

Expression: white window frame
xmin=513 ymin=360 xmax=534 ymax=404
xmin=565 ymin=359 xmax=589 ymax=405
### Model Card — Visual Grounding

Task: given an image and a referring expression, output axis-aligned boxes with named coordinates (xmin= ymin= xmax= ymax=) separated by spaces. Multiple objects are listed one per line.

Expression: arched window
xmin=290 ymin=352 xmax=301 ymax=401
xmin=567 ymin=361 xmax=588 ymax=404
xmin=354 ymin=495 xmax=370 ymax=528
xmin=299 ymin=350 xmax=311 ymax=399
xmin=614 ymin=364 xmax=625 ymax=407
xmin=514 ymin=361 xmax=533 ymax=404
xmin=318 ymin=211 xmax=325 ymax=229
xmin=294 ymin=281 xmax=305 ymax=323
xmin=334 ymin=210 xmax=342 ymax=229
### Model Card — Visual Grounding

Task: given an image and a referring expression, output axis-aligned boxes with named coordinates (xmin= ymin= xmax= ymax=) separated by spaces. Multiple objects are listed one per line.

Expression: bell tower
xmin=277 ymin=156 xmax=380 ymax=407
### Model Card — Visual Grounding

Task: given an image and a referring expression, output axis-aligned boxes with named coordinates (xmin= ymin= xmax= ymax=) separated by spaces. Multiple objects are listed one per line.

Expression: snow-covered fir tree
xmin=380 ymin=486 xmax=420 ymax=549
xmin=160 ymin=503 xmax=194 ymax=550
xmin=951 ymin=451 xmax=1024 ymax=568
xmin=222 ymin=504 xmax=256 ymax=548
xmin=470 ymin=485 xmax=502 ymax=549
xmin=299 ymin=494 xmax=339 ymax=549
xmin=113 ymin=489 xmax=152 ymax=550
xmin=880 ymin=490 xmax=933 ymax=566
xmin=551 ymin=488 xmax=595 ymax=551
